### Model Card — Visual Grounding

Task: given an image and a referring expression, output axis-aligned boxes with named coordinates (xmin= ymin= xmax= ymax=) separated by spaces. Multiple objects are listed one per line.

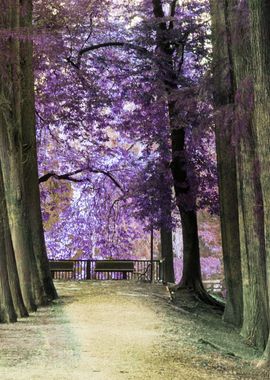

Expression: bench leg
xmin=123 ymin=271 xmax=127 ymax=280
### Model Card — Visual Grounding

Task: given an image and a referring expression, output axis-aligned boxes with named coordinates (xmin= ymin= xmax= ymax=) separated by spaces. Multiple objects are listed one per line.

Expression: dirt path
xmin=0 ymin=281 xmax=268 ymax=380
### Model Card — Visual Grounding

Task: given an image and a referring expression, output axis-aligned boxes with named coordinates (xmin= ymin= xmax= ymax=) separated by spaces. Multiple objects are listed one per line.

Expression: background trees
xmin=34 ymin=0 xmax=219 ymax=291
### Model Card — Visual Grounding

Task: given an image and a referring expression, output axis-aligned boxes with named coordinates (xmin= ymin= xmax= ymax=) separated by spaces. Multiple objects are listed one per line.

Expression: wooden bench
xmin=94 ymin=260 xmax=134 ymax=279
xmin=49 ymin=260 xmax=74 ymax=279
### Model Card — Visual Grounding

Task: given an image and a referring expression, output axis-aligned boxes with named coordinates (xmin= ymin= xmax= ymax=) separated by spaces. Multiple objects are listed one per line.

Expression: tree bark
xmin=0 ymin=164 xmax=28 ymax=318
xmin=227 ymin=0 xmax=269 ymax=349
xmin=160 ymin=225 xmax=175 ymax=283
xmin=210 ymin=0 xmax=243 ymax=326
xmin=0 ymin=167 xmax=17 ymax=323
xmin=170 ymin=127 xmax=206 ymax=296
xmin=0 ymin=218 xmax=17 ymax=323
xmin=0 ymin=0 xmax=57 ymax=322
xmin=0 ymin=0 xmax=37 ymax=312
xmin=0 ymin=0 xmax=28 ymax=321
xmin=247 ymin=0 xmax=270 ymax=366
xmin=20 ymin=0 xmax=57 ymax=301
xmin=151 ymin=0 xmax=219 ymax=304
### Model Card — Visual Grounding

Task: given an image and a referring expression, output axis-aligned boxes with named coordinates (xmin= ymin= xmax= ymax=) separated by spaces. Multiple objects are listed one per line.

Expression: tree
xmin=34 ymin=0 xmax=221 ymax=294
xmin=227 ymin=0 xmax=268 ymax=353
xmin=20 ymin=0 xmax=57 ymax=300
xmin=0 ymin=167 xmax=18 ymax=322
xmin=247 ymin=0 xmax=270 ymax=367
xmin=210 ymin=0 xmax=243 ymax=326
xmin=160 ymin=226 xmax=175 ymax=283
xmin=0 ymin=0 xmax=57 ymax=323
xmin=210 ymin=0 xmax=270 ymax=365
xmin=150 ymin=0 xmax=220 ymax=303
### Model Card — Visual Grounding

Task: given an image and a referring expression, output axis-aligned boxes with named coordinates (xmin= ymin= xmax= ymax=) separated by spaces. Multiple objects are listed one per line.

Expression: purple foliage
xmin=33 ymin=0 xmax=220 ymax=260
xmin=174 ymin=256 xmax=222 ymax=283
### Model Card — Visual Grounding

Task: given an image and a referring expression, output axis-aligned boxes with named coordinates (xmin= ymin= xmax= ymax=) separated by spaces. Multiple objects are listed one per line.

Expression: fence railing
xmin=49 ymin=260 xmax=225 ymax=294
xmin=49 ymin=259 xmax=163 ymax=282
xmin=203 ymin=279 xmax=224 ymax=295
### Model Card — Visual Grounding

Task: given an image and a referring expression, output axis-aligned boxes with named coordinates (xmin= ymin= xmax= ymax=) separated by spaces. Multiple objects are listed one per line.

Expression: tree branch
xmin=39 ymin=167 xmax=124 ymax=191
xmin=66 ymin=42 xmax=152 ymax=69
xmin=74 ymin=41 xmax=151 ymax=68
xmin=152 ymin=0 xmax=165 ymax=19
xmin=169 ymin=0 xmax=177 ymax=30
xmin=79 ymin=41 xmax=149 ymax=56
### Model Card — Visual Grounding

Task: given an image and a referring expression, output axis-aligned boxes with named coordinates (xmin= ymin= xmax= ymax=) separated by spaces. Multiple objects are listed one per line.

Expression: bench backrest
xmin=95 ymin=260 xmax=134 ymax=271
xmin=49 ymin=260 xmax=74 ymax=271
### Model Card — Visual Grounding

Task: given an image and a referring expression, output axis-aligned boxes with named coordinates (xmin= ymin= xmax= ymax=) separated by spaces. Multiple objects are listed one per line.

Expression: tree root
xmin=256 ymin=339 xmax=270 ymax=369
xmin=169 ymin=282 xmax=225 ymax=312
xmin=198 ymin=338 xmax=237 ymax=357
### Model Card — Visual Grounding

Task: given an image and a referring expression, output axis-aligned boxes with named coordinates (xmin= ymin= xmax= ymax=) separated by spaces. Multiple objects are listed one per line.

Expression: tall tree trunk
xmin=0 ymin=0 xmax=26 ymax=322
xmin=0 ymin=0 xmax=37 ymax=312
xmin=227 ymin=0 xmax=269 ymax=349
xmin=237 ymin=139 xmax=268 ymax=348
xmin=0 ymin=164 xmax=28 ymax=318
xmin=0 ymin=167 xmax=17 ymax=323
xmin=248 ymin=0 xmax=270 ymax=366
xmin=159 ymin=184 xmax=175 ymax=283
xmin=179 ymin=209 xmax=201 ymax=289
xmin=210 ymin=0 xmax=243 ymax=326
xmin=170 ymin=126 xmax=217 ymax=304
xmin=20 ymin=0 xmax=57 ymax=301
xmin=0 ymin=218 xmax=17 ymax=323
xmin=152 ymin=0 xmax=215 ymax=303
xmin=0 ymin=0 xmax=56 ymax=322
xmin=160 ymin=225 xmax=175 ymax=283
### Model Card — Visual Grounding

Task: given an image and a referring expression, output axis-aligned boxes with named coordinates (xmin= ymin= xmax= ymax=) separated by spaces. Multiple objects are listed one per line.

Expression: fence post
xmin=150 ymin=227 xmax=154 ymax=283
xmin=158 ymin=260 xmax=162 ymax=282
xmin=86 ymin=260 xmax=91 ymax=280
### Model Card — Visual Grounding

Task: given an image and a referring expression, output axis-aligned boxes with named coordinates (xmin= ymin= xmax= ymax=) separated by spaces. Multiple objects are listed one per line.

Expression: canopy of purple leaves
xmin=33 ymin=0 xmax=219 ymax=261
